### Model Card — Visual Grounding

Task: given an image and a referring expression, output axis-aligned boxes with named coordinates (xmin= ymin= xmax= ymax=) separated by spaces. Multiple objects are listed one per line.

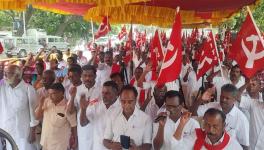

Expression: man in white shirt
xmin=64 ymin=64 xmax=83 ymax=101
xmin=57 ymin=51 xmax=67 ymax=69
xmin=238 ymin=75 xmax=263 ymax=120
xmin=190 ymin=84 xmax=249 ymax=149
xmin=183 ymin=60 xmax=202 ymax=107
xmin=207 ymin=65 xmax=245 ymax=101
xmin=79 ymin=81 xmax=121 ymax=150
xmin=103 ymin=85 xmax=152 ymax=150
xmin=143 ymin=85 xmax=167 ymax=121
xmin=180 ymin=54 xmax=192 ymax=100
xmin=110 ymin=72 xmax=124 ymax=94
xmin=77 ymin=50 xmax=88 ymax=66
xmin=67 ymin=65 xmax=102 ymax=150
xmin=172 ymin=108 xmax=242 ymax=150
xmin=0 ymin=65 xmax=39 ymax=150
xmin=238 ymin=76 xmax=264 ymax=150
xmin=153 ymin=90 xmax=200 ymax=150
xmin=96 ymin=51 xmax=114 ymax=86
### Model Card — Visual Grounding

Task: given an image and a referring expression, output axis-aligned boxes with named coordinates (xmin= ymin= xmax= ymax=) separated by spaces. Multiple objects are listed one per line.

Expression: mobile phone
xmin=154 ymin=115 xmax=166 ymax=123
xmin=120 ymin=135 xmax=130 ymax=149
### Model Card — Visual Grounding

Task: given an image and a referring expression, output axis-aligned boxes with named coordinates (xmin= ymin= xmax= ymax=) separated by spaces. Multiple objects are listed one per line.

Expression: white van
xmin=4 ymin=36 xmax=69 ymax=58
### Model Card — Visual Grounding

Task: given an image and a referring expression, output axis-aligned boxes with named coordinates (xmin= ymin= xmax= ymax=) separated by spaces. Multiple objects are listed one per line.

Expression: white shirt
xmin=133 ymin=57 xmax=143 ymax=69
xmin=96 ymin=63 xmax=112 ymax=86
xmin=144 ymin=97 xmax=166 ymax=121
xmin=78 ymin=56 xmax=88 ymax=66
xmin=213 ymin=76 xmax=245 ymax=102
xmin=153 ymin=117 xmax=200 ymax=150
xmin=187 ymin=71 xmax=203 ymax=92
xmin=0 ymin=80 xmax=38 ymax=150
xmin=180 ymin=63 xmax=191 ymax=85
xmin=239 ymin=92 xmax=263 ymax=121
xmin=104 ymin=107 xmax=152 ymax=146
xmin=74 ymin=83 xmax=102 ymax=150
xmin=171 ymin=130 xmax=242 ymax=150
xmin=197 ymin=102 xmax=249 ymax=146
xmin=240 ymin=94 xmax=264 ymax=150
xmin=166 ymin=80 xmax=180 ymax=91
xmin=86 ymin=99 xmax=121 ymax=150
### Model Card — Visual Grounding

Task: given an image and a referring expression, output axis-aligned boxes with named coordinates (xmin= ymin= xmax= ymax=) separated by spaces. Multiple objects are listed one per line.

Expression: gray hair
xmin=9 ymin=65 xmax=22 ymax=79
xmin=221 ymin=84 xmax=238 ymax=98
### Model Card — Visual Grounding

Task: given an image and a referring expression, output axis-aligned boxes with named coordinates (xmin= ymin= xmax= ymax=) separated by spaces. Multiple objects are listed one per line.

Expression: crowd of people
xmin=0 ymin=40 xmax=264 ymax=150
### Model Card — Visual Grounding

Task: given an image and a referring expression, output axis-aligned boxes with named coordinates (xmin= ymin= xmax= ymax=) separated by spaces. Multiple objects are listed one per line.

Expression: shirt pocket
xmin=52 ymin=113 xmax=67 ymax=128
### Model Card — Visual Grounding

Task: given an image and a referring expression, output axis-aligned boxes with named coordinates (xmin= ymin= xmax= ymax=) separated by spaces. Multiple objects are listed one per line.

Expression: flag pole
xmin=107 ymin=15 xmax=110 ymax=50
xmin=210 ymin=25 xmax=225 ymax=81
xmin=246 ymin=6 xmax=264 ymax=47
xmin=90 ymin=18 xmax=94 ymax=43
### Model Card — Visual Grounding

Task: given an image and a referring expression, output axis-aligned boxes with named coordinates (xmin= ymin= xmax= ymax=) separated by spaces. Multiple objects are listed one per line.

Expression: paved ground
xmin=0 ymin=53 xmax=8 ymax=60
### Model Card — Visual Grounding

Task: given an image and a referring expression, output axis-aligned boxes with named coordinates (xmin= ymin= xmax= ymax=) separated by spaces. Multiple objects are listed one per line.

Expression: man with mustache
xmin=190 ymin=84 xmax=249 ymax=150
xmin=0 ymin=65 xmax=39 ymax=150
xmin=172 ymin=108 xmax=242 ymax=150
xmin=67 ymin=65 xmax=102 ymax=150
xmin=153 ymin=90 xmax=199 ymax=150
xmin=238 ymin=75 xmax=264 ymax=150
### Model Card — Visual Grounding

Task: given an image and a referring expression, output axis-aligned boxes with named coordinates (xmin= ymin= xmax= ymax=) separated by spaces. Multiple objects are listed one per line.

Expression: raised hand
xmin=156 ymin=112 xmax=167 ymax=126
xmin=145 ymin=62 xmax=153 ymax=72
xmin=201 ymin=87 xmax=215 ymax=102
xmin=39 ymin=95 xmax=47 ymax=105
xmin=69 ymin=86 xmax=77 ymax=99
xmin=79 ymin=95 xmax=89 ymax=110
xmin=179 ymin=111 xmax=192 ymax=126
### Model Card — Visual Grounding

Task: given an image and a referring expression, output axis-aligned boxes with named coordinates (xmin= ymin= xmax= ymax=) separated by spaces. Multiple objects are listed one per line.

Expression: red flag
xmin=0 ymin=42 xmax=3 ymax=54
xmin=141 ymin=30 xmax=147 ymax=45
xmin=94 ymin=16 xmax=111 ymax=39
xmin=196 ymin=31 xmax=218 ymax=80
xmin=135 ymin=29 xmax=146 ymax=48
xmin=190 ymin=28 xmax=199 ymax=44
xmin=118 ymin=25 xmax=127 ymax=40
xmin=223 ymin=30 xmax=232 ymax=54
xmin=156 ymin=12 xmax=182 ymax=86
xmin=150 ymin=30 xmax=164 ymax=62
xmin=160 ymin=31 xmax=167 ymax=44
xmin=125 ymin=25 xmax=133 ymax=50
xmin=230 ymin=13 xmax=264 ymax=78
xmin=150 ymin=30 xmax=164 ymax=81
xmin=123 ymin=25 xmax=133 ymax=64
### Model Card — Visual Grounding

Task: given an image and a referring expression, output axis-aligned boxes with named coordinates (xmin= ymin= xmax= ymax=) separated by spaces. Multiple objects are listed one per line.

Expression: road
xmin=0 ymin=53 xmax=8 ymax=60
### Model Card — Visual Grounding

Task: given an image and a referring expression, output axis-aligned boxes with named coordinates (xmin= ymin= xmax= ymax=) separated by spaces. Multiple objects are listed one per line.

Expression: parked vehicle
xmin=0 ymin=29 xmax=69 ymax=58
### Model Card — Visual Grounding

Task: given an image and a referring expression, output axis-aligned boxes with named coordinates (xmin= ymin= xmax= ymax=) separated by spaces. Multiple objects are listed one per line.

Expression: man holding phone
xmin=153 ymin=90 xmax=199 ymax=150
xmin=103 ymin=85 xmax=152 ymax=150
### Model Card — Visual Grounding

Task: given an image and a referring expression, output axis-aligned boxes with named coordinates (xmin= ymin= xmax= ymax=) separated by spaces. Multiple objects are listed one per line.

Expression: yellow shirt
xmin=40 ymin=98 xmax=77 ymax=150
xmin=49 ymin=53 xmax=57 ymax=61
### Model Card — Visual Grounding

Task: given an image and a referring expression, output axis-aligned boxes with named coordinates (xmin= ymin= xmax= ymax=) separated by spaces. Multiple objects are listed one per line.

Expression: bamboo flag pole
xmin=90 ymin=18 xmax=94 ymax=43
xmin=210 ymin=25 xmax=225 ymax=82
xmin=107 ymin=15 xmax=110 ymax=50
